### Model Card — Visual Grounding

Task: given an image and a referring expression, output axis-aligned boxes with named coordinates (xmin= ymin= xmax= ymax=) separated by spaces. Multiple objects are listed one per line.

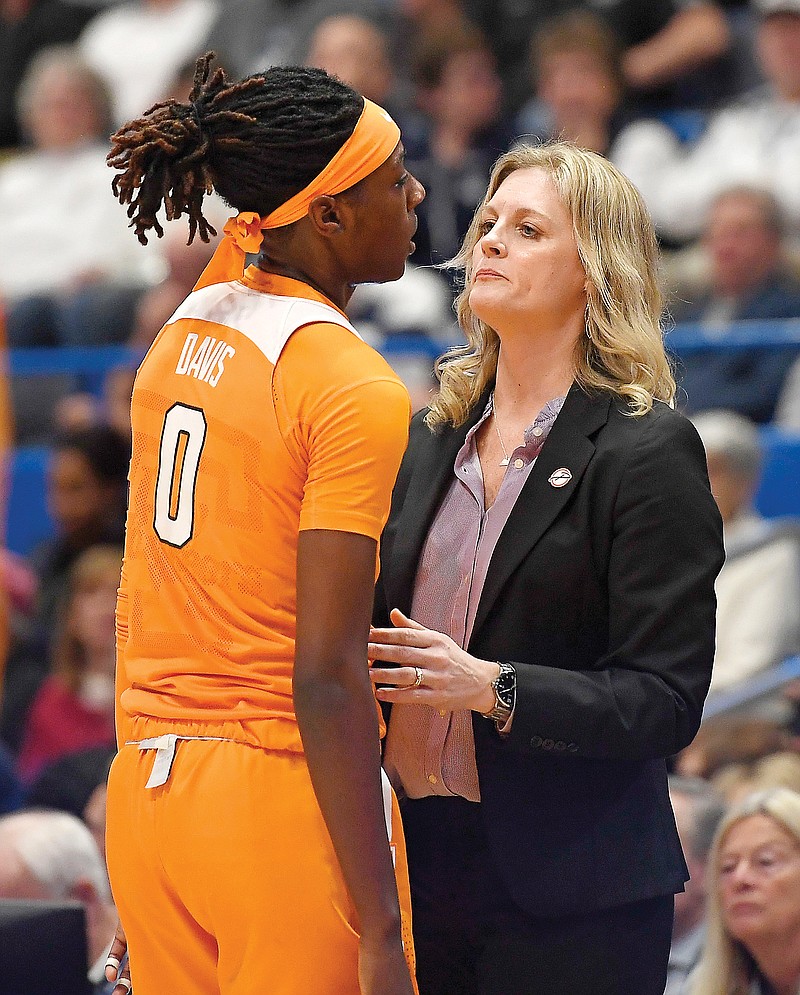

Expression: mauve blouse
xmin=383 ymin=393 xmax=565 ymax=801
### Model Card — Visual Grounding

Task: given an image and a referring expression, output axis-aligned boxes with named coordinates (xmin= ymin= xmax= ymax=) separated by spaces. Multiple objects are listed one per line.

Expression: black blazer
xmin=376 ymin=382 xmax=725 ymax=917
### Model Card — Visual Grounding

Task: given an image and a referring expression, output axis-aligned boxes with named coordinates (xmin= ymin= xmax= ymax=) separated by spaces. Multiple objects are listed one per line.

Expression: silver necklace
xmin=493 ymin=411 xmax=511 ymax=466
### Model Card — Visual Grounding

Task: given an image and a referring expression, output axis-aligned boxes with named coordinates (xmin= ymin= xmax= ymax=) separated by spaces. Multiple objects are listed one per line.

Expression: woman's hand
xmin=369 ymin=609 xmax=499 ymax=713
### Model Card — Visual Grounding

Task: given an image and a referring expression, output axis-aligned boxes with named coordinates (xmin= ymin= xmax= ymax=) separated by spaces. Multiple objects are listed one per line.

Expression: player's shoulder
xmin=283 ymin=320 xmax=403 ymax=389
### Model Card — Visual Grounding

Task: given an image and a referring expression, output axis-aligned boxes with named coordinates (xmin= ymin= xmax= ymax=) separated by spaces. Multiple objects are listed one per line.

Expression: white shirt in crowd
xmin=613 ymin=92 xmax=800 ymax=242
xmin=79 ymin=0 xmax=219 ymax=126
xmin=0 ymin=142 xmax=164 ymax=300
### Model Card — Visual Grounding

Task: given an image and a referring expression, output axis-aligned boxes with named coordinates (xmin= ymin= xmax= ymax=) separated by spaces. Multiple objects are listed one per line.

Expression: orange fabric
xmin=193 ymin=98 xmax=401 ymax=291
xmin=106 ymin=737 xmax=417 ymax=994
xmin=116 ymin=270 xmax=410 ymax=750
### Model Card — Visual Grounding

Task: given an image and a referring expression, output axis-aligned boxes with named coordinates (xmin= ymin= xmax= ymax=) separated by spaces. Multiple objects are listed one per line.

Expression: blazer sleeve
xmin=504 ymin=409 xmax=725 ymax=761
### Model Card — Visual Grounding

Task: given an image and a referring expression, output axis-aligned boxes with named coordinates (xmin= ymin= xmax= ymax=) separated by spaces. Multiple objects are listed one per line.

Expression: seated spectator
xmin=305 ymin=12 xmax=430 ymax=148
xmin=32 ymin=426 xmax=128 ymax=635
xmin=692 ymin=411 xmax=800 ymax=693
xmin=0 ymin=0 xmax=95 ymax=150
xmin=406 ymin=22 xmax=517 ymax=278
xmin=689 ymin=787 xmax=800 ymax=995
xmin=16 ymin=545 xmax=120 ymax=785
xmin=676 ymin=714 xmax=790 ymax=780
xmin=0 ymin=46 xmax=163 ymax=353
xmin=305 ymin=14 xmax=394 ymax=108
xmin=671 ymin=187 xmax=800 ymax=422
xmin=666 ymin=776 xmax=728 ymax=995
xmin=0 ymin=426 xmax=129 ymax=754
xmin=460 ymin=0 xmax=731 ymax=117
xmin=713 ymin=751 xmax=800 ymax=803
xmin=201 ymin=0 xmax=388 ymax=82
xmin=515 ymin=11 xmax=629 ymax=157
xmin=25 ymin=744 xmax=115 ymax=833
xmin=614 ymin=0 xmax=800 ymax=244
xmin=78 ymin=0 xmax=218 ymax=126
xmin=0 ymin=808 xmax=118 ymax=992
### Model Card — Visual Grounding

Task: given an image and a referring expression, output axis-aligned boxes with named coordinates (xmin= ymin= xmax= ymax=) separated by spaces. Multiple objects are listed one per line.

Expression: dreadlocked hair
xmin=107 ymin=52 xmax=364 ymax=245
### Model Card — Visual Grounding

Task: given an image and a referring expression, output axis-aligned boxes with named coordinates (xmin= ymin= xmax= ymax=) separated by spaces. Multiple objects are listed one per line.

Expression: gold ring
xmin=411 ymin=666 xmax=423 ymax=689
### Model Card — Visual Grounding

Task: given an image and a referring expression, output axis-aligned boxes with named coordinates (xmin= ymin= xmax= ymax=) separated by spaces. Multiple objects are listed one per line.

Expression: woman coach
xmin=369 ymin=142 xmax=725 ymax=995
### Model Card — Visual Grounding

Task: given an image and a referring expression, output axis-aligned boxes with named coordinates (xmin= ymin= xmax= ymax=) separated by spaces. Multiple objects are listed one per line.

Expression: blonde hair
xmin=53 ymin=544 xmax=123 ymax=693
xmin=426 ymin=142 xmax=675 ymax=430
xmin=691 ymin=788 xmax=800 ymax=995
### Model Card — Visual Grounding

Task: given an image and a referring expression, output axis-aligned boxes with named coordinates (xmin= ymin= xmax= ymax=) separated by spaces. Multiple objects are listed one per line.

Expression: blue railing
xmin=703 ymin=655 xmax=800 ymax=720
xmin=6 ymin=319 xmax=800 ymax=556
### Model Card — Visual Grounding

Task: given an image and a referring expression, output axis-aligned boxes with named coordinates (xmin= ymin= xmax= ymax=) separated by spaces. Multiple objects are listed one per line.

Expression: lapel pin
xmin=548 ymin=467 xmax=572 ymax=488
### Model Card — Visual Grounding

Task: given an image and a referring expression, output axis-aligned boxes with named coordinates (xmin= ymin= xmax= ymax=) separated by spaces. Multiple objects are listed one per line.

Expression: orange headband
xmin=193 ymin=98 xmax=401 ymax=291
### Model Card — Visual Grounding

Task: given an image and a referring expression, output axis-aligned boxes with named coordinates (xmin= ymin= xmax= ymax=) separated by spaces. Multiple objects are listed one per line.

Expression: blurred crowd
xmin=1 ymin=0 xmax=800 ymax=992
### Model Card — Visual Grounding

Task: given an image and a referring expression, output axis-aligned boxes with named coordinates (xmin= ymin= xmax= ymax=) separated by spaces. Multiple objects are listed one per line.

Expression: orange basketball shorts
xmin=106 ymin=732 xmax=416 ymax=995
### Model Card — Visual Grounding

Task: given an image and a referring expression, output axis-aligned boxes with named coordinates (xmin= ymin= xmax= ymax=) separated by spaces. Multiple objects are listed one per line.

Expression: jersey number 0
xmin=154 ymin=403 xmax=207 ymax=547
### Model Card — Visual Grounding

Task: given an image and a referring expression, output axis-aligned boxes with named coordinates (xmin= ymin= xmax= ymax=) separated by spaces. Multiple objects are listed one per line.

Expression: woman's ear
xmin=307 ymin=194 xmax=346 ymax=235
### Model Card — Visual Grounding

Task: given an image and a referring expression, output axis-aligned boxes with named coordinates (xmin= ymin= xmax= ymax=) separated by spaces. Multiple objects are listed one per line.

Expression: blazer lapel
xmin=471 ymin=384 xmax=611 ymax=638
xmin=384 ymin=394 xmax=490 ymax=615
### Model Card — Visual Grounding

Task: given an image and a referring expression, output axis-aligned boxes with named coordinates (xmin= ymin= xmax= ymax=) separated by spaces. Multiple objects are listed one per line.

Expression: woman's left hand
xmin=369 ymin=609 xmax=498 ymax=713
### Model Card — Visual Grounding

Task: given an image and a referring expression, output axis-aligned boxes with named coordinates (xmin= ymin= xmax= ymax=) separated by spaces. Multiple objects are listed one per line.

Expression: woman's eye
xmin=479 ymin=220 xmax=494 ymax=235
xmin=397 ymin=173 xmax=409 ymax=187
xmin=521 ymin=224 xmax=538 ymax=237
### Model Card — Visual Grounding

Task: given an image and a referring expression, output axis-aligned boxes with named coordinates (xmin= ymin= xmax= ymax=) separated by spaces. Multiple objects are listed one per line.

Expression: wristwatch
xmin=482 ymin=662 xmax=516 ymax=724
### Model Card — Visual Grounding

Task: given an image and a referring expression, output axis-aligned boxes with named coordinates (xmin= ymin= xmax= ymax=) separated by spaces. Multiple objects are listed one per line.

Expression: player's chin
xmin=374 ymin=257 xmax=409 ymax=284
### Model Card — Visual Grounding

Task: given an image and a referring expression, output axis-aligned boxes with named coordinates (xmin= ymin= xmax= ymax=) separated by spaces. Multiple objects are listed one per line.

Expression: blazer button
xmin=567 ymin=743 xmax=578 ymax=753
xmin=542 ymin=739 xmax=554 ymax=750
xmin=531 ymin=735 xmax=543 ymax=748
xmin=554 ymin=741 xmax=566 ymax=751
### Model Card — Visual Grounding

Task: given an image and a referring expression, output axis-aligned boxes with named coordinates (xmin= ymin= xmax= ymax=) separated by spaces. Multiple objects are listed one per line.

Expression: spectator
xmin=614 ymin=0 xmax=800 ymax=244
xmin=671 ymin=187 xmax=800 ymax=422
xmin=25 ymin=743 xmax=115 ymax=835
xmin=78 ymin=0 xmax=218 ymax=126
xmin=16 ymin=545 xmax=120 ymax=784
xmin=516 ymin=11 xmax=628 ymax=156
xmin=689 ymin=787 xmax=800 ymax=995
xmin=0 ymin=45 xmax=162 ymax=357
xmin=31 ymin=426 xmax=128 ymax=634
xmin=407 ymin=23 xmax=516 ymax=278
xmin=202 ymin=0 xmax=388 ymax=81
xmin=460 ymin=0 xmax=731 ymax=116
xmin=0 ymin=0 xmax=95 ymax=150
xmin=390 ymin=0 xmax=474 ymax=92
xmin=0 ymin=426 xmax=129 ymax=754
xmin=305 ymin=14 xmax=396 ymax=108
xmin=713 ymin=751 xmax=800 ymax=802
xmin=691 ymin=410 xmax=800 ymax=694
xmin=0 ymin=808 xmax=118 ymax=992
xmin=666 ymin=776 xmax=729 ymax=995
xmin=676 ymin=714 xmax=789 ymax=780
xmin=304 ymin=11 xmax=457 ymax=355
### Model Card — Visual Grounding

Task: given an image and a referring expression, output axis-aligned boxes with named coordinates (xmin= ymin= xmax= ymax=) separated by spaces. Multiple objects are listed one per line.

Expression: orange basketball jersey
xmin=116 ymin=269 xmax=410 ymax=750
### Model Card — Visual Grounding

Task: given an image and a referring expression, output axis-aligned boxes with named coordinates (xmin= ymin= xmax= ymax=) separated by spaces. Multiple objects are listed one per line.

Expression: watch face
xmin=494 ymin=668 xmax=515 ymax=709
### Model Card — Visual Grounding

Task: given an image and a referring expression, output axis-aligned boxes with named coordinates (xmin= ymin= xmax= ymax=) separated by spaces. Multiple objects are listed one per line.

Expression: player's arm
xmin=294 ymin=528 xmax=413 ymax=995
xmin=287 ymin=344 xmax=412 ymax=993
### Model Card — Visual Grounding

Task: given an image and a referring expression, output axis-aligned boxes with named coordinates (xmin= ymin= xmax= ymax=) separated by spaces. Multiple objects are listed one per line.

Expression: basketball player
xmin=103 ymin=53 xmax=424 ymax=995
